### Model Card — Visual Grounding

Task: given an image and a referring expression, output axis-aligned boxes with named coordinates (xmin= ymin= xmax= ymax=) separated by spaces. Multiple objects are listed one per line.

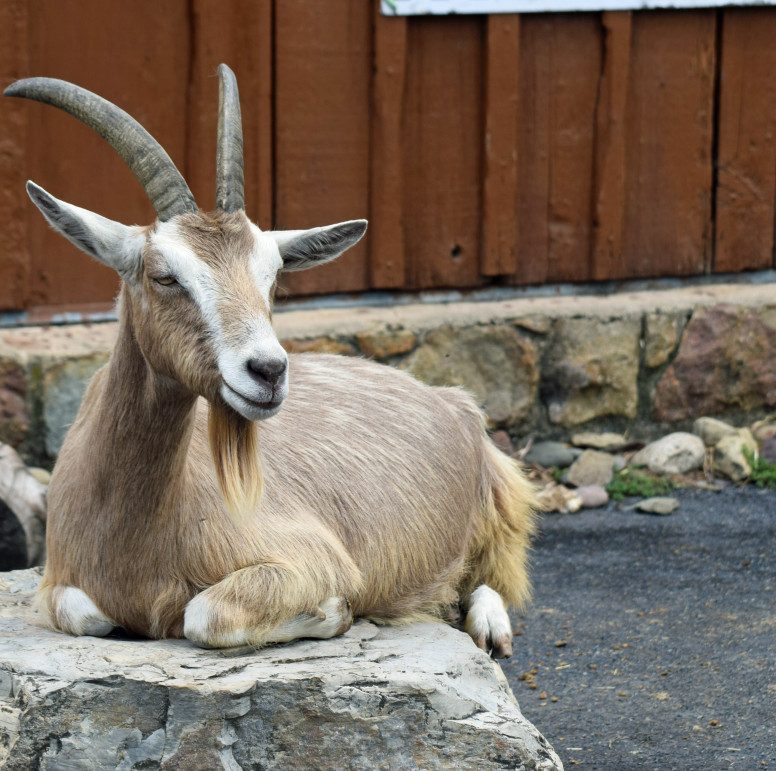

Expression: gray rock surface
xmin=524 ymin=441 xmax=578 ymax=469
xmin=566 ymin=450 xmax=616 ymax=488
xmin=714 ymin=429 xmax=757 ymax=482
xmin=0 ymin=569 xmax=562 ymax=771
xmin=574 ymin=485 xmax=609 ymax=509
xmin=692 ymin=416 xmax=737 ymax=447
xmin=630 ymin=432 xmax=706 ymax=475
xmin=636 ymin=497 xmax=680 ymax=515
xmin=570 ymin=432 xmax=630 ymax=452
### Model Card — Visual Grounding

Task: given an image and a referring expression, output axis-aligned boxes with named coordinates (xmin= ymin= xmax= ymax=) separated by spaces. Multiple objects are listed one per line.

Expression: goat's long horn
xmin=4 ymin=77 xmax=197 ymax=221
xmin=215 ymin=64 xmax=245 ymax=213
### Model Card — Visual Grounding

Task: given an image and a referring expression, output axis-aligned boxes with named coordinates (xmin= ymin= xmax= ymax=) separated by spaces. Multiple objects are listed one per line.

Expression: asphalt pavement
xmin=501 ymin=485 xmax=776 ymax=770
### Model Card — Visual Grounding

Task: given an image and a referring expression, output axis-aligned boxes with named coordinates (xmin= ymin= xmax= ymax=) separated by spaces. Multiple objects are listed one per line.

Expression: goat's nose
xmin=246 ymin=356 xmax=287 ymax=388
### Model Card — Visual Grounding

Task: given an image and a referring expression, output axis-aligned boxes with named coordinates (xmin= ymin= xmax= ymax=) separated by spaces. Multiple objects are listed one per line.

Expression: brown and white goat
xmin=5 ymin=65 xmax=537 ymax=657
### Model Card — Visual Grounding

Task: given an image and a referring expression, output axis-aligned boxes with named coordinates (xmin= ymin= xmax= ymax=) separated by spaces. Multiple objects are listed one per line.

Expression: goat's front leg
xmin=183 ymin=563 xmax=356 ymax=649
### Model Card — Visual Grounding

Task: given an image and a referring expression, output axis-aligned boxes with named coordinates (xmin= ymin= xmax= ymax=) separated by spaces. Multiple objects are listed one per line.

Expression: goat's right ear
xmin=26 ymin=181 xmax=145 ymax=277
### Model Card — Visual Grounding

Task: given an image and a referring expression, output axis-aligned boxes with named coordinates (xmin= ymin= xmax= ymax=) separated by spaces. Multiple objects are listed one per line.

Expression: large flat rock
xmin=0 ymin=569 xmax=562 ymax=770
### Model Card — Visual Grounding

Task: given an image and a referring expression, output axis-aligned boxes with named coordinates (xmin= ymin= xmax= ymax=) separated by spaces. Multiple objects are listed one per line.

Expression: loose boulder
xmin=0 ymin=569 xmax=563 ymax=771
xmin=630 ymin=433 xmax=706 ymax=476
xmin=714 ymin=429 xmax=757 ymax=482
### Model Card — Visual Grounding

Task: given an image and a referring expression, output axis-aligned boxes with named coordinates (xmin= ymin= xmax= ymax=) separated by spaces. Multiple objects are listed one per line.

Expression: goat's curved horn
xmin=4 ymin=77 xmax=197 ymax=221
xmin=215 ymin=64 xmax=245 ymax=213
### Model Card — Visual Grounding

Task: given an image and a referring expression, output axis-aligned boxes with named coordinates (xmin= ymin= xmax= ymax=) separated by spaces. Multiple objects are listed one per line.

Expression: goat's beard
xmin=207 ymin=402 xmax=262 ymax=524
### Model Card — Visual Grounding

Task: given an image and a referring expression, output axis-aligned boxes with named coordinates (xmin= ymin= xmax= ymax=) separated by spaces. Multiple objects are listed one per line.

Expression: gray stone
xmin=42 ymin=354 xmax=108 ymax=458
xmin=567 ymin=450 xmax=616 ymax=488
xmin=654 ymin=305 xmax=776 ymax=422
xmin=630 ymin=433 xmax=706 ymax=475
xmin=571 ymin=432 xmax=631 ymax=452
xmin=402 ymin=326 xmax=538 ymax=427
xmin=644 ymin=313 xmax=681 ymax=369
xmin=751 ymin=416 xmax=776 ymax=443
xmin=356 ymin=326 xmax=417 ymax=360
xmin=543 ymin=317 xmax=640 ymax=427
xmin=761 ymin=436 xmax=776 ymax=466
xmin=524 ymin=441 xmax=577 ymax=469
xmin=714 ymin=429 xmax=757 ymax=482
xmin=692 ymin=416 xmax=737 ymax=447
xmin=0 ymin=569 xmax=563 ymax=771
xmin=636 ymin=497 xmax=679 ymax=515
xmin=575 ymin=485 xmax=609 ymax=509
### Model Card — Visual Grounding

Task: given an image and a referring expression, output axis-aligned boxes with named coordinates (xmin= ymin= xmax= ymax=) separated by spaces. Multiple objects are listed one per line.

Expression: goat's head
xmin=5 ymin=65 xmax=367 ymax=421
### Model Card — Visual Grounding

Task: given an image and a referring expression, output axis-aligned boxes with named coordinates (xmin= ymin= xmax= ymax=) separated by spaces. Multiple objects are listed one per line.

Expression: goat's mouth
xmin=220 ymin=381 xmax=284 ymax=421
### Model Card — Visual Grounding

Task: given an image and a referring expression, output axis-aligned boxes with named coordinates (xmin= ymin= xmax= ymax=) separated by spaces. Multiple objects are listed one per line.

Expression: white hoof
xmin=465 ymin=585 xmax=513 ymax=659
xmin=184 ymin=594 xmax=353 ymax=649
xmin=267 ymin=596 xmax=353 ymax=644
xmin=53 ymin=586 xmax=116 ymax=637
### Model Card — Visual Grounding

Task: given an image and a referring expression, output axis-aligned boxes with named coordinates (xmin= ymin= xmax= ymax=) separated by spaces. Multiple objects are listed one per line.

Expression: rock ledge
xmin=0 ymin=569 xmax=562 ymax=770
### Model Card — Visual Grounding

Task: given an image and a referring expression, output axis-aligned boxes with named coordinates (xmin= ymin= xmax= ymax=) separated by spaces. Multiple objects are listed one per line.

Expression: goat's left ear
xmin=26 ymin=181 xmax=145 ymax=278
xmin=272 ymin=220 xmax=368 ymax=272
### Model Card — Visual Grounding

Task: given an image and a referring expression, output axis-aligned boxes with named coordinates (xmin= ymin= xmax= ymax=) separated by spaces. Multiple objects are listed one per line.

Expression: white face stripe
xmin=149 ymin=220 xmax=289 ymax=419
xmin=248 ymin=222 xmax=283 ymax=309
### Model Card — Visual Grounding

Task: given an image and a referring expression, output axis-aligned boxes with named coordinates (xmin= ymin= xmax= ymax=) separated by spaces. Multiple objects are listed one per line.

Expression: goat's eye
xmin=154 ymin=276 xmax=178 ymax=287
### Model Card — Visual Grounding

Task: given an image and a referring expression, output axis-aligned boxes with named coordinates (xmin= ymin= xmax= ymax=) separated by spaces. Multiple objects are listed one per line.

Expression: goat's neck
xmin=90 ymin=290 xmax=197 ymax=507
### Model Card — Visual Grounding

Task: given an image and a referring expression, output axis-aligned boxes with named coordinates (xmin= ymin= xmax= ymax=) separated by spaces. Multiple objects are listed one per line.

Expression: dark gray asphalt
xmin=501 ymin=486 xmax=776 ymax=770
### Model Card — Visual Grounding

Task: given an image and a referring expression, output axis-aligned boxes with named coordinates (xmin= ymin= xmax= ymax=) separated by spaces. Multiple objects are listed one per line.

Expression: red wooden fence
xmin=1 ymin=2 xmax=775 ymax=313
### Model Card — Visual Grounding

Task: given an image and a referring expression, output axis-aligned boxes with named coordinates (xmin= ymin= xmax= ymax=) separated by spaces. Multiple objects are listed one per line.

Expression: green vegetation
xmin=606 ymin=468 xmax=675 ymax=501
xmin=742 ymin=446 xmax=776 ymax=488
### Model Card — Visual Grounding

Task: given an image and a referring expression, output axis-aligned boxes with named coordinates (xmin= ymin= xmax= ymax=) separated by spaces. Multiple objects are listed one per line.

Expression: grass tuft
xmin=742 ymin=446 xmax=776 ymax=488
xmin=606 ymin=468 xmax=675 ymax=501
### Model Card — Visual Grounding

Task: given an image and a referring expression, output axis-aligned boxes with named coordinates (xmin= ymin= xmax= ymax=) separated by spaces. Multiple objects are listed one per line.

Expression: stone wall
xmin=2 ymin=284 xmax=775 ymax=467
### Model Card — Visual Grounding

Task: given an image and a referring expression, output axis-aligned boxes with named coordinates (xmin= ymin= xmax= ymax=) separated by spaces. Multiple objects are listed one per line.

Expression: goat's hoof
xmin=465 ymin=584 xmax=514 ymax=659
xmin=318 ymin=596 xmax=353 ymax=637
xmin=52 ymin=586 xmax=116 ymax=638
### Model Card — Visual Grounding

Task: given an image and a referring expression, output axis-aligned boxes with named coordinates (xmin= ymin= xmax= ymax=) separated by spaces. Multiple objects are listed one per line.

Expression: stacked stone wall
xmin=2 ymin=285 xmax=775 ymax=467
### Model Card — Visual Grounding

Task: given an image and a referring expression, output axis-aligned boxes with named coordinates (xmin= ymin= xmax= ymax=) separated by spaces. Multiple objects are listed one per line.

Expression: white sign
xmin=383 ymin=0 xmax=775 ymax=13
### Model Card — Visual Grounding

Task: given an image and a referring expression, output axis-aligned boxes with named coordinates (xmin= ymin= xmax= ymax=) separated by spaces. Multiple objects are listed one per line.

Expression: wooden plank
xmin=714 ymin=8 xmax=776 ymax=273
xmin=275 ymin=0 xmax=372 ymax=297
xmin=482 ymin=14 xmax=520 ymax=277
xmin=592 ymin=11 xmax=632 ymax=281
xmin=403 ymin=15 xmax=485 ymax=290
xmin=621 ymin=10 xmax=716 ymax=278
xmin=25 ymin=0 xmax=190 ymax=307
xmin=514 ymin=14 xmax=600 ymax=285
xmin=0 ymin=0 xmax=29 ymax=310
xmin=369 ymin=7 xmax=407 ymax=289
xmin=187 ymin=0 xmax=273 ymax=228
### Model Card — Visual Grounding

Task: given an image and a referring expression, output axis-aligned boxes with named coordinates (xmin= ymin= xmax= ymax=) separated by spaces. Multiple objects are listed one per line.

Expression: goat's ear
xmin=26 ymin=181 xmax=145 ymax=277
xmin=272 ymin=219 xmax=367 ymax=272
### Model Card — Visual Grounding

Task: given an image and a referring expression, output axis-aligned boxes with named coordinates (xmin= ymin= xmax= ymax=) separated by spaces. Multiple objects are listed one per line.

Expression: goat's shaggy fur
xmin=9 ymin=67 xmax=538 ymax=656
xmin=39 ymin=283 xmax=538 ymax=647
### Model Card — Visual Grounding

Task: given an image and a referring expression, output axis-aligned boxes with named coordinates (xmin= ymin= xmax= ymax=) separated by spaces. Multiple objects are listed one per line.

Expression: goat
xmin=5 ymin=65 xmax=537 ymax=658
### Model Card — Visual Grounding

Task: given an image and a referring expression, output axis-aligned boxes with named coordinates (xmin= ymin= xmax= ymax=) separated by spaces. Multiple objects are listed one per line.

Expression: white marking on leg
xmin=465 ymin=584 xmax=513 ymax=658
xmin=183 ymin=592 xmax=247 ymax=649
xmin=266 ymin=597 xmax=353 ymax=644
xmin=53 ymin=586 xmax=115 ymax=637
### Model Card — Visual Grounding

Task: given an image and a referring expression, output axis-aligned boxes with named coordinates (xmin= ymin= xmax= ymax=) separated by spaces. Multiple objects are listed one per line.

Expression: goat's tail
xmin=464 ymin=438 xmax=539 ymax=610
